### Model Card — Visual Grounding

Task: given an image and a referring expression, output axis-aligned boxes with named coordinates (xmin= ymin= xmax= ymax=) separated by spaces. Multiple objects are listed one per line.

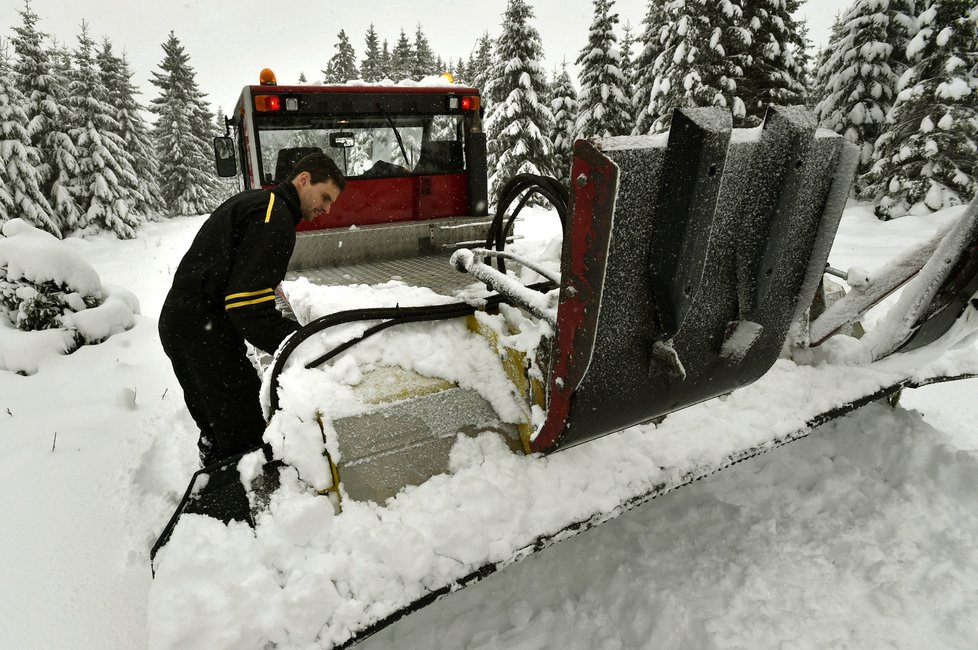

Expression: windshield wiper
xmin=376 ymin=102 xmax=412 ymax=166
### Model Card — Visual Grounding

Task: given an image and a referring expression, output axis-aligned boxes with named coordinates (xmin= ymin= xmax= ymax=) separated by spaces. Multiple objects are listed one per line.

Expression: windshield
xmin=255 ymin=114 xmax=465 ymax=184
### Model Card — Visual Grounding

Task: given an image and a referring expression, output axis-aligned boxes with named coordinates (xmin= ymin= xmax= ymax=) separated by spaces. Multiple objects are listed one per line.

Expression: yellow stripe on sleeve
xmin=225 ymin=288 xmax=274 ymax=302
xmin=225 ymin=294 xmax=277 ymax=310
xmin=264 ymin=193 xmax=276 ymax=223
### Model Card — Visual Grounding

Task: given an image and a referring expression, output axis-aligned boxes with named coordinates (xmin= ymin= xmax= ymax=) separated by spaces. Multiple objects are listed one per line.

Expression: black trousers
xmin=159 ymin=300 xmax=267 ymax=467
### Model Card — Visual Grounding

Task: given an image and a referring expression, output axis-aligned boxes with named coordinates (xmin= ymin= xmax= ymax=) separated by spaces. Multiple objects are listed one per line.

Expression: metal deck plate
xmin=285 ymin=254 xmax=480 ymax=296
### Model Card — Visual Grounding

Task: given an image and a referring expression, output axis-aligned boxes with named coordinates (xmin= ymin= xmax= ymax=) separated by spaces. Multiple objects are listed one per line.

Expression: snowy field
xmin=1 ymin=202 xmax=977 ymax=649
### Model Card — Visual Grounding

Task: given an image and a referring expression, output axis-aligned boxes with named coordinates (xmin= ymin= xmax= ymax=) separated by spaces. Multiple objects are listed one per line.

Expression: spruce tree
xmin=863 ymin=0 xmax=978 ymax=218
xmin=298 ymin=71 xmax=307 ymax=84
xmin=620 ymin=21 xmax=635 ymax=101
xmin=11 ymin=3 xmax=80 ymax=231
xmin=413 ymin=25 xmax=436 ymax=80
xmin=631 ymin=0 xmax=668 ymax=134
xmin=0 ymin=50 xmax=59 ymax=236
xmin=650 ymin=0 xmax=747 ymax=132
xmin=735 ymin=0 xmax=809 ymax=125
xmin=323 ymin=29 xmax=358 ymax=83
xmin=794 ymin=20 xmax=815 ymax=96
xmin=66 ymin=24 xmax=143 ymax=238
xmin=484 ymin=0 xmax=556 ymax=204
xmin=97 ymin=40 xmax=163 ymax=219
xmin=814 ymin=0 xmax=917 ymax=174
xmin=191 ymin=90 xmax=218 ymax=169
xmin=811 ymin=17 xmax=844 ymax=109
xmin=575 ymin=0 xmax=633 ymax=138
xmin=550 ymin=61 xmax=579 ymax=184
xmin=391 ymin=30 xmax=414 ymax=82
xmin=360 ymin=24 xmax=383 ymax=82
xmin=469 ymin=33 xmax=495 ymax=93
xmin=150 ymin=31 xmax=222 ymax=216
xmin=453 ymin=57 xmax=468 ymax=85
xmin=380 ymin=40 xmax=393 ymax=81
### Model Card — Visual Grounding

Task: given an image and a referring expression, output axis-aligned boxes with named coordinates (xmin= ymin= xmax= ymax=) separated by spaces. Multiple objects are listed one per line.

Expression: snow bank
xmin=0 ymin=219 xmax=138 ymax=374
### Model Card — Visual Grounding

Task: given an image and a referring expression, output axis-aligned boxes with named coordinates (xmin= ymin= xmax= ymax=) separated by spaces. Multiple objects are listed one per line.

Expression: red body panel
xmin=531 ymin=142 xmax=618 ymax=453
xmin=293 ymin=173 xmax=469 ymax=231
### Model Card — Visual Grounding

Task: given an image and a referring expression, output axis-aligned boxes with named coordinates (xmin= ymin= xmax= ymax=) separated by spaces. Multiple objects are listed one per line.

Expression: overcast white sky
xmin=3 ymin=0 xmax=851 ymax=115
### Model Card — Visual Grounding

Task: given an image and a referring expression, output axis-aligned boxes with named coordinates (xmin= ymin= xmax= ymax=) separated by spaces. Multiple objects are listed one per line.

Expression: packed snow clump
xmin=0 ymin=219 xmax=138 ymax=374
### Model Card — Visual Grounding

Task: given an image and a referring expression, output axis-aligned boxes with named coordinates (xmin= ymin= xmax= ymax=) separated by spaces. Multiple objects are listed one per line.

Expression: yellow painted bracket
xmin=465 ymin=314 xmax=543 ymax=454
xmin=315 ymin=411 xmax=343 ymax=510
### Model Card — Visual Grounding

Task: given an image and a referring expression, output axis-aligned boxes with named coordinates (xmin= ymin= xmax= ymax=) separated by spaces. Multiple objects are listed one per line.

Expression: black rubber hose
xmin=269 ymin=303 xmax=473 ymax=413
xmin=485 ymin=174 xmax=569 ymax=273
xmin=488 ymin=174 xmax=568 ymax=248
xmin=487 ymin=177 xmax=554 ymax=252
xmin=267 ymin=283 xmax=553 ymax=415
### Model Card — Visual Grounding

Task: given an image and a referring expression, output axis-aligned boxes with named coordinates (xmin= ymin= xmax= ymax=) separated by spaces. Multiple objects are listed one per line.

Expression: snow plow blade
xmin=535 ymin=105 xmax=858 ymax=451
xmin=151 ymin=105 xmax=978 ymax=647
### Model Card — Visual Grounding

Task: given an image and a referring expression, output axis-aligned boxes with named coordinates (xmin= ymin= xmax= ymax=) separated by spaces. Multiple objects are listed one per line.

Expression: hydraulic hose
xmin=267 ymin=283 xmax=552 ymax=415
xmin=485 ymin=174 xmax=569 ymax=273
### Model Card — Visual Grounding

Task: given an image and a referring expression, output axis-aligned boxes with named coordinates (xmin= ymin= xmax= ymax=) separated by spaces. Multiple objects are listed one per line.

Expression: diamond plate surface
xmin=285 ymin=254 xmax=479 ymax=295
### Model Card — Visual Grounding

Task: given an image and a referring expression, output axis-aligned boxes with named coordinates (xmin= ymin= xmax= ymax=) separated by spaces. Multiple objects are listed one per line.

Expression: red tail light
xmin=254 ymin=95 xmax=281 ymax=112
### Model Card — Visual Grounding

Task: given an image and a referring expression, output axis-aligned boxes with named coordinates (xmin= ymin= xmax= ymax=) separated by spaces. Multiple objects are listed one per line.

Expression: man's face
xmin=294 ymin=173 xmax=341 ymax=222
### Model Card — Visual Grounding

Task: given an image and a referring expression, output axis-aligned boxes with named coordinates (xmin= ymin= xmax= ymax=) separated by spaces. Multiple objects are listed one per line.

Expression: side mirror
xmin=213 ymin=137 xmax=237 ymax=177
xmin=329 ymin=132 xmax=355 ymax=149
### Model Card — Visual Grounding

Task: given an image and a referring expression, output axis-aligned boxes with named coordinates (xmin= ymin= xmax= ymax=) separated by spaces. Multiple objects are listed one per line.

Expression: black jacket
xmin=165 ymin=181 xmax=302 ymax=353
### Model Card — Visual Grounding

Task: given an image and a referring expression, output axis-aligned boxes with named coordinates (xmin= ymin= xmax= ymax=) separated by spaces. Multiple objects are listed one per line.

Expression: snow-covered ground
xmin=1 ymin=202 xmax=976 ymax=649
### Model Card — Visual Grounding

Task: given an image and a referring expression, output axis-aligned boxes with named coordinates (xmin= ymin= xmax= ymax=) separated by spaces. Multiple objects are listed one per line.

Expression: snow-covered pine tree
xmin=191 ymin=89 xmax=220 ymax=197
xmin=360 ymin=24 xmax=383 ymax=82
xmin=323 ymin=30 xmax=358 ymax=83
xmin=96 ymin=40 xmax=163 ymax=220
xmin=575 ymin=0 xmax=634 ymax=138
xmin=413 ymin=25 xmax=436 ymax=80
xmin=298 ymin=71 xmax=308 ymax=84
xmin=735 ymin=0 xmax=808 ymax=125
xmin=620 ymin=21 xmax=635 ymax=102
xmin=50 ymin=42 xmax=87 ymax=228
xmin=453 ymin=57 xmax=468 ymax=85
xmin=550 ymin=61 xmax=579 ymax=184
xmin=631 ymin=0 xmax=669 ymax=134
xmin=66 ymin=24 xmax=143 ymax=238
xmin=150 ymin=31 xmax=222 ymax=216
xmin=863 ymin=0 xmax=978 ymax=218
xmin=11 ymin=3 xmax=80 ymax=232
xmin=380 ymin=40 xmax=393 ymax=81
xmin=810 ymin=16 xmax=844 ymax=109
xmin=650 ymin=0 xmax=747 ymax=132
xmin=813 ymin=0 xmax=917 ymax=175
xmin=469 ymin=33 xmax=495 ymax=94
xmin=391 ymin=30 xmax=414 ymax=82
xmin=793 ymin=20 xmax=815 ymax=98
xmin=0 ymin=48 xmax=59 ymax=236
xmin=484 ymin=0 xmax=556 ymax=205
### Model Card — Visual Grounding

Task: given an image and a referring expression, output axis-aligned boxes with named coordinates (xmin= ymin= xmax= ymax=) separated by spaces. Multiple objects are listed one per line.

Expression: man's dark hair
xmin=287 ymin=152 xmax=346 ymax=190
